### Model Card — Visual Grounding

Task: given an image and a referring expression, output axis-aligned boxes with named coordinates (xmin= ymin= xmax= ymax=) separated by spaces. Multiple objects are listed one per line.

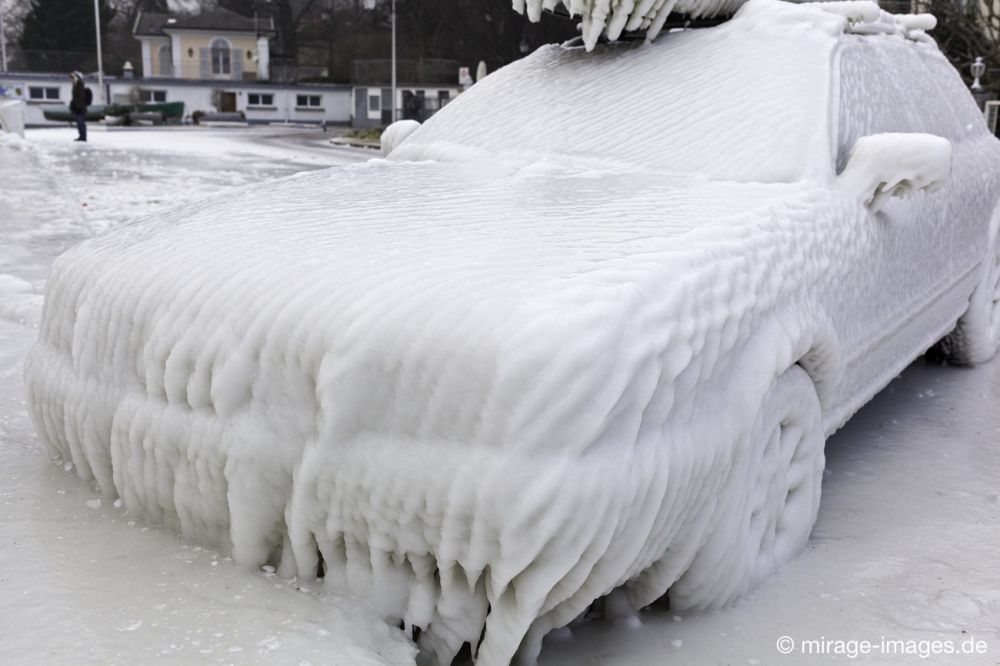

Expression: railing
xmin=1 ymin=50 xmax=460 ymax=87
xmin=150 ymin=50 xmax=252 ymax=80
xmin=268 ymin=63 xmax=331 ymax=83
xmin=351 ymin=58 xmax=460 ymax=85
xmin=1 ymin=49 xmax=101 ymax=75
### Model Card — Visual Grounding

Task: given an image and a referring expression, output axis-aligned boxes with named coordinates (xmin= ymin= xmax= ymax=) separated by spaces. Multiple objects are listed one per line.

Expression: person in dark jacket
xmin=69 ymin=71 xmax=87 ymax=142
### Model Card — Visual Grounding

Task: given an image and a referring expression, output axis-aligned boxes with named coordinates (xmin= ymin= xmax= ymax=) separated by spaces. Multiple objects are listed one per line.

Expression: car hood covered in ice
xmin=27 ymin=2 xmax=952 ymax=663
xmin=35 ymin=158 xmax=820 ymax=457
xmin=28 ymin=156 xmax=836 ymax=665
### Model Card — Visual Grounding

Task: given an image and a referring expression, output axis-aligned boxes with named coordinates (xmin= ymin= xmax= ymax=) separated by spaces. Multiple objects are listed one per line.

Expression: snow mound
xmin=0 ymin=275 xmax=42 ymax=328
xmin=0 ymin=100 xmax=27 ymax=138
xmin=381 ymin=119 xmax=422 ymax=156
xmin=0 ymin=129 xmax=30 ymax=150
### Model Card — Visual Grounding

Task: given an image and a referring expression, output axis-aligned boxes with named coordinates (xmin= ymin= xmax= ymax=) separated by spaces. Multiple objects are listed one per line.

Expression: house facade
xmin=351 ymin=85 xmax=460 ymax=128
xmin=0 ymin=70 xmax=462 ymax=128
xmin=2 ymin=7 xmax=463 ymax=128
xmin=133 ymin=8 xmax=272 ymax=81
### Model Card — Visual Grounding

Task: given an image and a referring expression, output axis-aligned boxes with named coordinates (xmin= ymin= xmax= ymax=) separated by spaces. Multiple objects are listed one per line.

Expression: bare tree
xmin=925 ymin=0 xmax=1000 ymax=91
xmin=1 ymin=0 xmax=34 ymax=52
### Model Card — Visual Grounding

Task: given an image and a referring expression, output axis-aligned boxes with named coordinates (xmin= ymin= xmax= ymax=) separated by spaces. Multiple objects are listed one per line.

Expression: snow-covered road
xmin=1 ymin=127 xmax=998 ymax=665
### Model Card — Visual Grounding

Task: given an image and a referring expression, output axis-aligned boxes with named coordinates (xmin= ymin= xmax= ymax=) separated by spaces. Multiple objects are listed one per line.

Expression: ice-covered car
xmin=25 ymin=1 xmax=1000 ymax=664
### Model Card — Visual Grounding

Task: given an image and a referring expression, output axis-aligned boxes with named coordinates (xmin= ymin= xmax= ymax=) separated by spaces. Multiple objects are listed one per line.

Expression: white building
xmin=0 ymin=7 xmax=462 ymax=128
xmin=133 ymin=8 xmax=272 ymax=82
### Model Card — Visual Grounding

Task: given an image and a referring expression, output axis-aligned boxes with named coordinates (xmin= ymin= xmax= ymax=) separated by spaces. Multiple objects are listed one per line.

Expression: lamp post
xmin=391 ymin=0 xmax=396 ymax=122
xmin=364 ymin=0 xmax=396 ymax=123
xmin=971 ymin=56 xmax=986 ymax=92
xmin=93 ymin=0 xmax=105 ymax=103
xmin=1 ymin=2 xmax=8 ymax=73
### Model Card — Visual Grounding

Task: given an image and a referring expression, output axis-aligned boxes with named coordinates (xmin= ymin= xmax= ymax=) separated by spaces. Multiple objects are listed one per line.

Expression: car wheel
xmin=939 ymin=228 xmax=1000 ymax=366
xmin=671 ymin=364 xmax=825 ymax=610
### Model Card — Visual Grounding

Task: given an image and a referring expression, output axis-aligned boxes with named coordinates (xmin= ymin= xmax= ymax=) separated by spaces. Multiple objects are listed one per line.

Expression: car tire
xmin=938 ymin=221 xmax=1000 ymax=366
xmin=671 ymin=364 xmax=825 ymax=610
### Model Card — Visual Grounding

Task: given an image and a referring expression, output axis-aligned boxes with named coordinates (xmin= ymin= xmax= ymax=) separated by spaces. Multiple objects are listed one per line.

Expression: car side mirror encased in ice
xmin=839 ymin=133 xmax=951 ymax=213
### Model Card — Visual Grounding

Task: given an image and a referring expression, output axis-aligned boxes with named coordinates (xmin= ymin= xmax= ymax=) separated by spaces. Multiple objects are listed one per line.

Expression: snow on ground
xmin=2 ymin=126 xmax=999 ymax=665
xmin=25 ymin=127 xmax=362 ymax=236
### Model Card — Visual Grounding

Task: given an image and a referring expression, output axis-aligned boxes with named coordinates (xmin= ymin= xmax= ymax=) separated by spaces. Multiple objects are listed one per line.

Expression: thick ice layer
xmin=840 ymin=133 xmax=952 ymax=212
xmin=0 ymin=100 xmax=27 ymax=138
xmin=514 ymin=0 xmax=749 ymax=50
xmin=24 ymin=2 xmax=1000 ymax=664
xmin=395 ymin=1 xmax=841 ymax=183
xmin=26 ymin=158 xmax=840 ymax=664
xmin=515 ymin=0 xmax=936 ymax=50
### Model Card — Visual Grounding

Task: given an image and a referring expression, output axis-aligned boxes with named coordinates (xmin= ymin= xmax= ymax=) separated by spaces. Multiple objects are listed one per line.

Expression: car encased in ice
xmin=25 ymin=1 xmax=1000 ymax=664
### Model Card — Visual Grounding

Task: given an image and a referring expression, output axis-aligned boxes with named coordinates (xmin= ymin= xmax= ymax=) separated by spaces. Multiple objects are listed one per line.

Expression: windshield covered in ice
xmin=392 ymin=12 xmax=837 ymax=184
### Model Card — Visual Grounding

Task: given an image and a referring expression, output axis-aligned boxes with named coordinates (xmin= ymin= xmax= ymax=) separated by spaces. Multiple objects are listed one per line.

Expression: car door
xmin=828 ymin=35 xmax=972 ymax=402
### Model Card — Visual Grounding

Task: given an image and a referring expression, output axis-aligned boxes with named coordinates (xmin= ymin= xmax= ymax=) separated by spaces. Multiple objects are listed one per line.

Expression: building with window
xmin=351 ymin=85 xmax=460 ymax=128
xmin=1 ymin=7 xmax=462 ymax=128
xmin=133 ymin=8 xmax=272 ymax=81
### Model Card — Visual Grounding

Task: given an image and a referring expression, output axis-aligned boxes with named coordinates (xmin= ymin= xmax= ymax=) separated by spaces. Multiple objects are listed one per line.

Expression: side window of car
xmin=917 ymin=48 xmax=988 ymax=135
xmin=836 ymin=36 xmax=963 ymax=173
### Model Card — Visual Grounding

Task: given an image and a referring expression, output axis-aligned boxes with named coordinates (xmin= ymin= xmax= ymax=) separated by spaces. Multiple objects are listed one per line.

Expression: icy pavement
xmin=0 ymin=128 xmax=417 ymax=666
xmin=0 ymin=319 xmax=414 ymax=666
xmin=539 ymin=360 xmax=1000 ymax=665
xmin=1 ymin=127 xmax=999 ymax=665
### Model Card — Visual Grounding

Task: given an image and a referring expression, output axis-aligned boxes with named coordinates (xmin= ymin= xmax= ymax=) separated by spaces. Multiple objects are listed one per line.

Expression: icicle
xmin=625 ymin=0 xmax=660 ymax=31
xmin=646 ymin=0 xmax=680 ymax=41
xmin=607 ymin=0 xmax=639 ymax=40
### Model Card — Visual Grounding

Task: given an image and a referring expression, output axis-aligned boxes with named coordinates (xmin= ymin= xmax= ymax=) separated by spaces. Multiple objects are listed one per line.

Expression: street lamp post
xmin=93 ymin=0 xmax=105 ymax=103
xmin=391 ymin=0 xmax=396 ymax=122
xmin=363 ymin=0 xmax=396 ymax=123
xmin=1 ymin=2 xmax=8 ymax=73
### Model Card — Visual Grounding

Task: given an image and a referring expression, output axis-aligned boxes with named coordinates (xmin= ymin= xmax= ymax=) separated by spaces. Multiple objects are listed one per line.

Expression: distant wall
xmin=3 ymin=72 xmax=356 ymax=127
xmin=0 ymin=75 xmax=74 ymax=126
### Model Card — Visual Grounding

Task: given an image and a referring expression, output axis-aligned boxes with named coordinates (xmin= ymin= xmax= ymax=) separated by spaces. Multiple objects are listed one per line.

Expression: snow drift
xmin=24 ymin=1 xmax=1000 ymax=665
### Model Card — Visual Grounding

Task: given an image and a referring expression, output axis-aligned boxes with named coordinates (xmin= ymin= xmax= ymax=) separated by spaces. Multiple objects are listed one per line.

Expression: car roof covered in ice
xmin=391 ymin=0 xmax=941 ymax=184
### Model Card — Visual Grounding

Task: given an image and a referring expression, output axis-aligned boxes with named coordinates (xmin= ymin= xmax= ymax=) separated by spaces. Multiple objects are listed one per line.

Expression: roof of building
xmin=133 ymin=8 xmax=273 ymax=37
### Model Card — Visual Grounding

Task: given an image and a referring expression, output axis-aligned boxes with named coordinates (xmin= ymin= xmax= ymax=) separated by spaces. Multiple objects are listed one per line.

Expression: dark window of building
xmin=248 ymin=93 xmax=274 ymax=107
xmin=28 ymin=87 xmax=60 ymax=101
xmin=139 ymin=89 xmax=167 ymax=102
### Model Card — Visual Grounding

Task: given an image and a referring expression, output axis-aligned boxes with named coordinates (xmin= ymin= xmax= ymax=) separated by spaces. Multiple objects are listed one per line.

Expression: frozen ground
xmin=1 ymin=126 xmax=999 ymax=665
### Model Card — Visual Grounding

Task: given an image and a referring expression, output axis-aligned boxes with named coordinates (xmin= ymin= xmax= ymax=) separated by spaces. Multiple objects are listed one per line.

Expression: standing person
xmin=69 ymin=71 xmax=88 ymax=142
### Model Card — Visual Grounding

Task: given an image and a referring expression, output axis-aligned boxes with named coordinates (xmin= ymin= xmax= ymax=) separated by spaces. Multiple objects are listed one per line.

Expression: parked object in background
xmin=23 ymin=2 xmax=1000 ymax=666
xmin=41 ymin=101 xmax=184 ymax=124
xmin=0 ymin=100 xmax=26 ymax=137
xmin=42 ymin=104 xmax=107 ymax=123
xmin=197 ymin=111 xmax=248 ymax=127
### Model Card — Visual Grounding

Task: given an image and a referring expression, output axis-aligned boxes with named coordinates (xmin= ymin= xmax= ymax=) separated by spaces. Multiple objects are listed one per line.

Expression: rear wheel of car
xmin=671 ymin=365 xmax=825 ymax=610
xmin=939 ymin=227 xmax=1000 ymax=366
